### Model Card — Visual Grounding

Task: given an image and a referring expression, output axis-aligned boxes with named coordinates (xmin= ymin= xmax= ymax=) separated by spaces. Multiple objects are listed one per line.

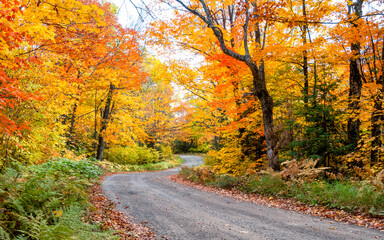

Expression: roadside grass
xmin=179 ymin=166 xmax=384 ymax=217
xmin=97 ymin=156 xmax=184 ymax=173
xmin=0 ymin=159 xmax=117 ymax=240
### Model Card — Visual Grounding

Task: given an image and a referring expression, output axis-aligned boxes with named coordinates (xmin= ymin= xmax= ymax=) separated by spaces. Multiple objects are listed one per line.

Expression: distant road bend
xmin=103 ymin=155 xmax=384 ymax=240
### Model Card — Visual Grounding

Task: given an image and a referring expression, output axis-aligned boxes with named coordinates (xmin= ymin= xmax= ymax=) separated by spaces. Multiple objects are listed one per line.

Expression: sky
xmin=108 ymin=0 xmax=149 ymax=29
xmin=108 ymin=0 xmax=170 ymax=31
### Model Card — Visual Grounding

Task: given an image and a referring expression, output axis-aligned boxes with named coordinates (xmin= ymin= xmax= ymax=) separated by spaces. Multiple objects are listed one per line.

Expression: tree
xmin=347 ymin=0 xmax=364 ymax=150
xmin=160 ymin=0 xmax=282 ymax=170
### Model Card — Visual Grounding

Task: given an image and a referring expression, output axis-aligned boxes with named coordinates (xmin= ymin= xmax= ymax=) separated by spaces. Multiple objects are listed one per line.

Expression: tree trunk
xmin=66 ymin=103 xmax=78 ymax=147
xmin=96 ymin=83 xmax=115 ymax=161
xmin=213 ymin=136 xmax=220 ymax=150
xmin=371 ymin=91 xmax=382 ymax=164
xmin=247 ymin=61 xmax=279 ymax=171
xmin=257 ymin=88 xmax=278 ymax=170
xmin=302 ymin=0 xmax=309 ymax=107
xmin=347 ymin=0 xmax=363 ymax=149
xmin=347 ymin=50 xmax=362 ymax=148
xmin=371 ymin=40 xmax=384 ymax=163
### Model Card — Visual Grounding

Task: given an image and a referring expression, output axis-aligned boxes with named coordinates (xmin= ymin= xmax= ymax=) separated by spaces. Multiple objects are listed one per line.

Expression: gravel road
xmin=102 ymin=155 xmax=384 ymax=240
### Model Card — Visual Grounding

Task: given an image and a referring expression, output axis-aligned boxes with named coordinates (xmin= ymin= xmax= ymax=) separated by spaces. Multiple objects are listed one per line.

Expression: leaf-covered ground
xmin=170 ymin=175 xmax=384 ymax=232
xmin=87 ymin=174 xmax=155 ymax=239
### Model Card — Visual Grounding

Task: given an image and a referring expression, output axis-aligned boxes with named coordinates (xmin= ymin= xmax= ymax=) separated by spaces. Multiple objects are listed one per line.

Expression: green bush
xmin=211 ymin=174 xmax=240 ymax=189
xmin=30 ymin=158 xmax=102 ymax=179
xmin=0 ymin=159 xmax=114 ymax=239
xmin=246 ymin=174 xmax=287 ymax=195
xmin=104 ymin=145 xmax=161 ymax=165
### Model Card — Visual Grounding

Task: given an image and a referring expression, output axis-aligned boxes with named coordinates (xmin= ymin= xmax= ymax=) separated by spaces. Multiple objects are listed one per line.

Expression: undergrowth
xmin=104 ymin=145 xmax=161 ymax=165
xmin=179 ymin=162 xmax=384 ymax=217
xmin=0 ymin=159 xmax=116 ymax=240
xmin=98 ymin=156 xmax=184 ymax=173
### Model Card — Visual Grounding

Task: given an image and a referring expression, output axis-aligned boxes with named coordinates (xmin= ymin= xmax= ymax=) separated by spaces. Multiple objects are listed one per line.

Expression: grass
xmin=179 ymin=166 xmax=384 ymax=217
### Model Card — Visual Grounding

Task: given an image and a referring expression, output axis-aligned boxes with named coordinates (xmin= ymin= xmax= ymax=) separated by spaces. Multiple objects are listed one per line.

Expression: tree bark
xmin=302 ymin=0 xmax=309 ymax=107
xmin=370 ymin=39 xmax=384 ymax=164
xmin=247 ymin=61 xmax=279 ymax=170
xmin=96 ymin=83 xmax=115 ymax=161
xmin=347 ymin=0 xmax=363 ymax=149
xmin=371 ymin=90 xmax=382 ymax=163
xmin=66 ymin=103 xmax=78 ymax=147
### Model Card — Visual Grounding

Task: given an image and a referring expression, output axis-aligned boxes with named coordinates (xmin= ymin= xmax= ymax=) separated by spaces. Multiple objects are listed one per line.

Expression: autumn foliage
xmin=0 ymin=0 xmax=384 ymax=207
xmin=0 ymin=0 xmax=169 ymax=167
xmin=146 ymin=0 xmax=384 ymax=177
xmin=1 ymin=0 xmax=384 ymax=236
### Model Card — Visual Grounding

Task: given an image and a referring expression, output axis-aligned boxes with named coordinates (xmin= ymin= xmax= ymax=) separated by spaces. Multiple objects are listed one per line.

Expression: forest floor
xmin=101 ymin=155 xmax=384 ymax=240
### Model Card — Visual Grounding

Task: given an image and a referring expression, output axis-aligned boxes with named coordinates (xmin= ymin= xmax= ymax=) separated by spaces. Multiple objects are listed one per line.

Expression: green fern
xmin=0 ymin=226 xmax=10 ymax=240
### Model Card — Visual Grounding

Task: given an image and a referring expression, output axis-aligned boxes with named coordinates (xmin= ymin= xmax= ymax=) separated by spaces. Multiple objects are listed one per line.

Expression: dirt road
xmin=103 ymin=155 xmax=384 ymax=240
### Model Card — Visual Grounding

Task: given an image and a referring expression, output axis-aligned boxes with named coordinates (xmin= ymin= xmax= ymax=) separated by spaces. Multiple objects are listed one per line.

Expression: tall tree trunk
xmin=371 ymin=89 xmax=382 ymax=163
xmin=66 ymin=103 xmax=78 ymax=147
xmin=302 ymin=0 xmax=309 ymax=107
xmin=253 ymin=11 xmax=278 ymax=170
xmin=347 ymin=0 xmax=363 ymax=149
xmin=94 ymin=89 xmax=98 ymax=158
xmin=247 ymin=61 xmax=279 ymax=171
xmin=370 ymin=39 xmax=384 ymax=164
xmin=96 ymin=83 xmax=115 ymax=161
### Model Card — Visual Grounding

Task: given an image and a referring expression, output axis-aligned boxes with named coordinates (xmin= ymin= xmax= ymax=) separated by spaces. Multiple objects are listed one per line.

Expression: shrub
xmin=30 ymin=158 xmax=102 ymax=179
xmin=179 ymin=166 xmax=199 ymax=182
xmin=279 ymin=159 xmax=329 ymax=182
xmin=159 ymin=144 xmax=173 ymax=160
xmin=179 ymin=166 xmax=215 ymax=184
xmin=211 ymin=174 xmax=240 ymax=189
xmin=205 ymin=145 xmax=265 ymax=176
xmin=0 ymin=159 xmax=114 ymax=239
xmin=104 ymin=145 xmax=161 ymax=165
xmin=246 ymin=174 xmax=287 ymax=195
xmin=205 ymin=147 xmax=244 ymax=175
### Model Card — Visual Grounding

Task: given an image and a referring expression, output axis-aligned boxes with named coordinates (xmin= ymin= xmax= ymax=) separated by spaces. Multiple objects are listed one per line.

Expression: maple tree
xmin=0 ymin=0 xmax=151 ymax=166
xmin=147 ymin=0 xmax=384 ymax=175
xmin=161 ymin=0 xmax=282 ymax=170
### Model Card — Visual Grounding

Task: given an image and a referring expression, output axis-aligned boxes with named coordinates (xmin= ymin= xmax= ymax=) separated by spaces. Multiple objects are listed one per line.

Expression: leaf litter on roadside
xmin=169 ymin=174 xmax=384 ymax=232
xmin=86 ymin=174 xmax=156 ymax=239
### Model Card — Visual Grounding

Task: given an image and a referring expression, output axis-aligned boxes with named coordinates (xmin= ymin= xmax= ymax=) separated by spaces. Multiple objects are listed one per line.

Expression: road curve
xmin=102 ymin=155 xmax=384 ymax=240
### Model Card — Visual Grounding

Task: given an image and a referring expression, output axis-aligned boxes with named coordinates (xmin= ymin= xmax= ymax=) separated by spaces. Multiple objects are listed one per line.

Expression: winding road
xmin=102 ymin=155 xmax=384 ymax=240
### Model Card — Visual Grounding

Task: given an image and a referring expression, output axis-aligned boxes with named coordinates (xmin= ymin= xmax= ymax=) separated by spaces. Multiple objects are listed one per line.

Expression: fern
xmin=0 ymin=226 xmax=10 ymax=240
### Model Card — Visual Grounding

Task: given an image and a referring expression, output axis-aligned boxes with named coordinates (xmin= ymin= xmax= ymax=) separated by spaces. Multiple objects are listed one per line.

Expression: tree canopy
xmin=0 ymin=0 xmax=383 ymax=177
